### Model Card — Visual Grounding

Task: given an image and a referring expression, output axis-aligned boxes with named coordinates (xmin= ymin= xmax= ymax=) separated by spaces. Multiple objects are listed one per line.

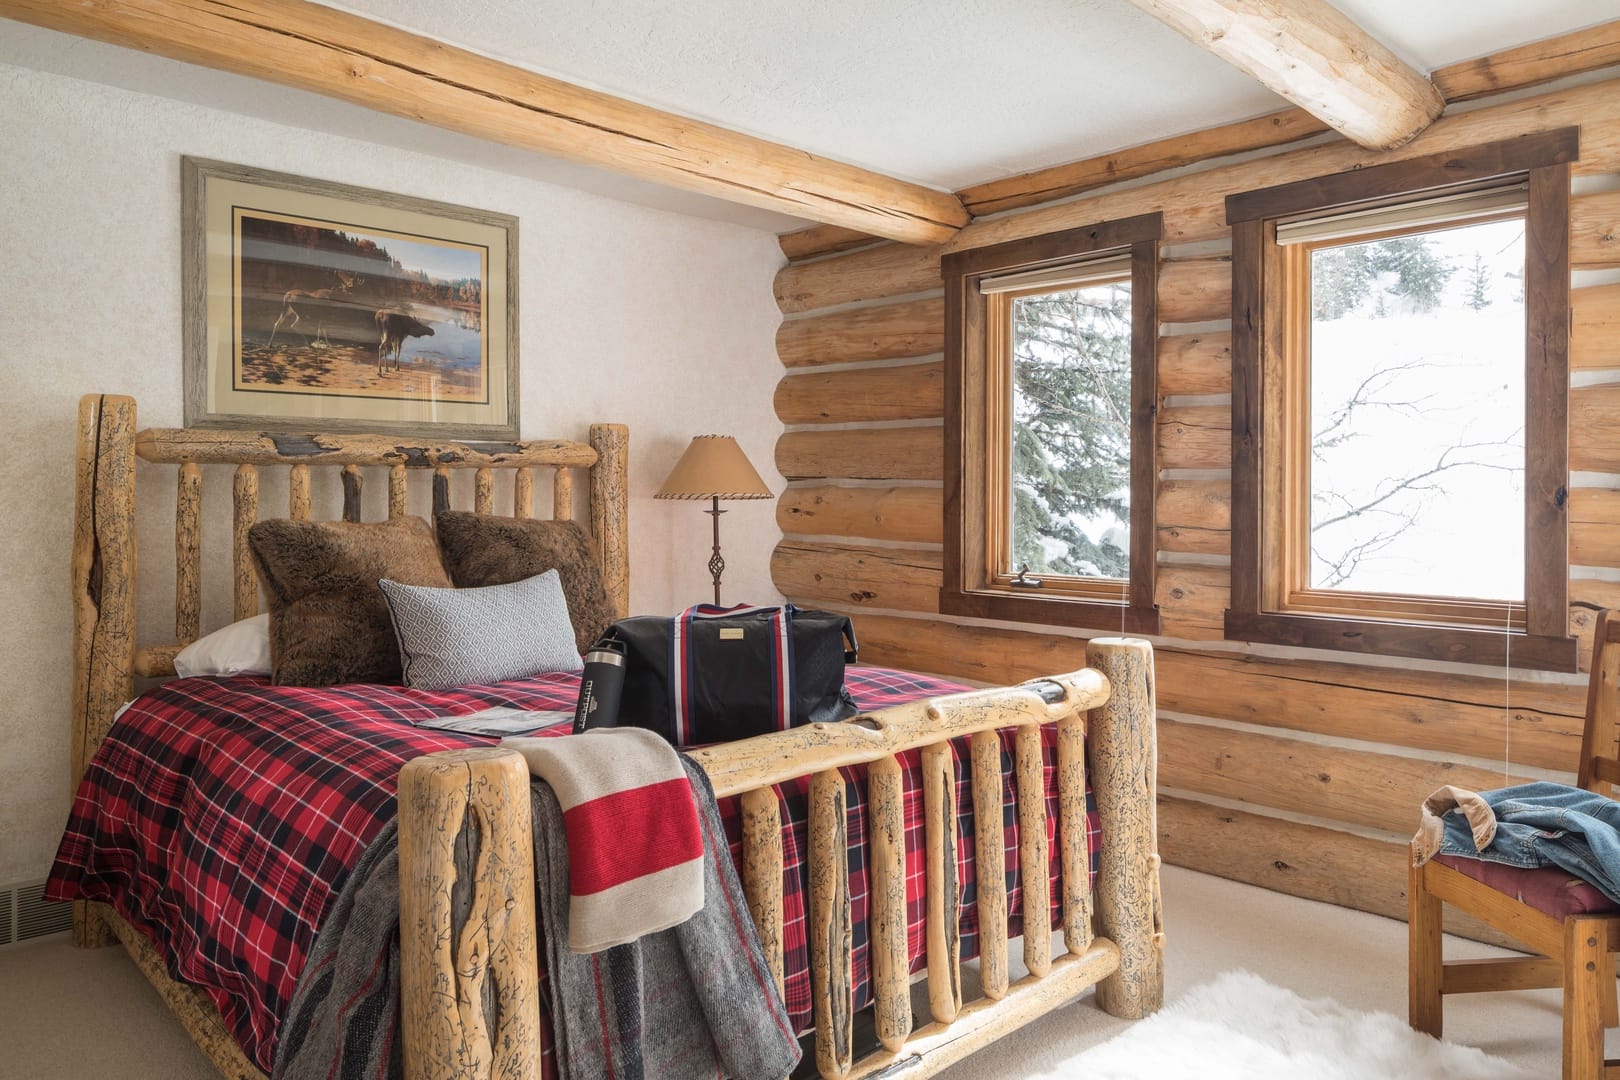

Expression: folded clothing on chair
xmin=503 ymin=727 xmax=704 ymax=953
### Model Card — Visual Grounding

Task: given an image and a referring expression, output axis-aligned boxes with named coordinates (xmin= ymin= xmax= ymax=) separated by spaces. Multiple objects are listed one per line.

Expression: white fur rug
xmin=1040 ymin=971 xmax=1530 ymax=1079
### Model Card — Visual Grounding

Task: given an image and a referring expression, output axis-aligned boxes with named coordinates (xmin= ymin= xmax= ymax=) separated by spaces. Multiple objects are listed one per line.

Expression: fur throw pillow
xmin=435 ymin=512 xmax=616 ymax=652
xmin=249 ymin=516 xmax=450 ymax=686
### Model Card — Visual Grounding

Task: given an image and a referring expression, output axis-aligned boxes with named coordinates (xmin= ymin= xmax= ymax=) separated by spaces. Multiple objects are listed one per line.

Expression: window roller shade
xmin=1276 ymin=183 xmax=1528 ymax=247
xmin=978 ymin=253 xmax=1132 ymax=295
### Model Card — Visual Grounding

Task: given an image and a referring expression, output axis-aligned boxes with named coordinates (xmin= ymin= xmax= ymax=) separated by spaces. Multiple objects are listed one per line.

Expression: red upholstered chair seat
xmin=1434 ymin=853 xmax=1620 ymax=919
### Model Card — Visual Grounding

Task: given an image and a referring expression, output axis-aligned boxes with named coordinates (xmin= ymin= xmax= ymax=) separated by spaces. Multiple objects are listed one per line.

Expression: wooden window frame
xmin=1225 ymin=129 xmax=1580 ymax=671
xmin=942 ymin=213 xmax=1163 ymax=634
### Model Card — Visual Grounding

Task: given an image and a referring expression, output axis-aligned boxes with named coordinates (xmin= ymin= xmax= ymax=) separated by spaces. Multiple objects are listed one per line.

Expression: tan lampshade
xmin=655 ymin=435 xmax=772 ymax=500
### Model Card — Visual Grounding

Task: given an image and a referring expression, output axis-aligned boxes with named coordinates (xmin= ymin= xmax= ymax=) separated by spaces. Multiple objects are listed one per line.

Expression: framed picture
xmin=182 ymin=158 xmax=519 ymax=439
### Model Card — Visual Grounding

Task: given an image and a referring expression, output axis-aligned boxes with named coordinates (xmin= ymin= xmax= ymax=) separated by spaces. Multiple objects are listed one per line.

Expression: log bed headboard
xmin=70 ymin=393 xmax=629 ymax=795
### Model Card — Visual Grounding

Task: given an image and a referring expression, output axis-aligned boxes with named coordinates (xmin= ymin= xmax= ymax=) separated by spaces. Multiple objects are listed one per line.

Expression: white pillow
xmin=174 ymin=613 xmax=273 ymax=678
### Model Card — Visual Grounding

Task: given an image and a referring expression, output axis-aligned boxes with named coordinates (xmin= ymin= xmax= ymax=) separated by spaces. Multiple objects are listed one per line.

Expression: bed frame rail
xmin=397 ymin=639 xmax=1162 ymax=1080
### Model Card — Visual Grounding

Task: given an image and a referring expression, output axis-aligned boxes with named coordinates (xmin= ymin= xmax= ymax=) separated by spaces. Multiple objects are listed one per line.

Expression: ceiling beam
xmin=1124 ymin=0 xmax=1443 ymax=151
xmin=0 ymin=0 xmax=968 ymax=246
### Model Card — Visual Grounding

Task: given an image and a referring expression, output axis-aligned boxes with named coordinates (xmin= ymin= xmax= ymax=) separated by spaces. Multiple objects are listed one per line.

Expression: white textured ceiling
xmin=327 ymin=0 xmax=1620 ymax=192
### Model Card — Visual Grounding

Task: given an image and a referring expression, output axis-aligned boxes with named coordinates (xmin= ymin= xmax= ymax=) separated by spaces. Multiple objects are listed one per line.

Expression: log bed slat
xmin=1058 ymin=711 xmax=1094 ymax=954
xmin=175 ymin=463 xmax=201 ymax=643
xmin=513 ymin=467 xmax=534 ymax=518
xmin=474 ymin=467 xmax=495 ymax=514
xmin=388 ymin=464 xmax=408 ymax=520
xmin=340 ymin=464 xmax=363 ymax=523
xmin=867 ymin=754 xmax=912 ymax=1049
xmin=288 ymin=463 xmax=311 ymax=521
xmin=232 ymin=465 xmax=258 ymax=622
xmin=739 ymin=786 xmax=786 ymax=997
xmin=432 ymin=466 xmax=451 ymax=519
xmin=809 ymin=769 xmax=855 ymax=1078
xmin=923 ymin=741 xmax=962 ymax=1025
xmin=969 ymin=731 xmax=1010 ymax=1001
xmin=553 ymin=467 xmax=574 ymax=523
xmin=1016 ymin=724 xmax=1052 ymax=978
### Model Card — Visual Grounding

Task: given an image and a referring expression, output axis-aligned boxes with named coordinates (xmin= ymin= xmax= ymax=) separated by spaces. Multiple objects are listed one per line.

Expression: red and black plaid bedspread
xmin=47 ymin=667 xmax=1098 ymax=1074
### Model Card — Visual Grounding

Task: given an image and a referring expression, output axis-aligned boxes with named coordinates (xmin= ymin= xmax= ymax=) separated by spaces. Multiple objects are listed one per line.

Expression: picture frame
xmin=182 ymin=157 xmax=519 ymax=439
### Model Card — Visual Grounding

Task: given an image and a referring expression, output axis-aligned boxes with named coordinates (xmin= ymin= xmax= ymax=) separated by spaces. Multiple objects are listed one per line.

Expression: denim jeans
xmin=1436 ymin=781 xmax=1620 ymax=904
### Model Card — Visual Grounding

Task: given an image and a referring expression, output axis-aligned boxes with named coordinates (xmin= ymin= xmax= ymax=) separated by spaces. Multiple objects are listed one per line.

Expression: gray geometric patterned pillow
xmin=379 ymin=570 xmax=583 ymax=691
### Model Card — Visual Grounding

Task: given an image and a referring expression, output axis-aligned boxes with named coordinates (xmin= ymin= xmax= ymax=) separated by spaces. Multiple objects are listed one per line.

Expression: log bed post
xmin=398 ymin=747 xmax=541 ymax=1080
xmin=1086 ymin=637 xmax=1164 ymax=1019
xmin=71 ymin=393 xmax=138 ymax=948
xmin=589 ymin=424 xmax=629 ymax=619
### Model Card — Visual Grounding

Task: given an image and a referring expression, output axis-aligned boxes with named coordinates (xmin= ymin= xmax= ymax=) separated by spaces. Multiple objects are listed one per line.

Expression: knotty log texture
xmin=771 ymin=540 xmax=942 ymax=612
xmin=866 ymin=755 xmax=912 ymax=1049
xmin=1158 ymin=255 xmax=1232 ymax=324
xmin=1159 ymin=331 xmax=1233 ymax=396
xmin=969 ymin=732 xmax=1010 ymax=1002
xmin=1057 ymin=711 xmax=1093 ymax=955
xmin=136 ymin=427 xmax=597 ymax=468
xmin=777 ymin=485 xmax=943 ymax=545
xmin=1158 ymin=405 xmax=1230 ymax=471
xmin=776 ymin=244 xmax=941 ymax=314
xmin=777 ymin=297 xmax=944 ymax=368
xmin=739 ymin=787 xmax=786 ymax=997
xmin=1087 ymin=638 xmax=1164 ymax=1019
xmin=398 ymin=748 xmax=540 ymax=1080
xmin=1015 ymin=724 xmax=1052 ymax=978
xmin=175 ymin=463 xmax=201 ymax=643
xmin=1432 ymin=20 xmax=1620 ymax=103
xmin=473 ymin=467 xmax=494 ymax=515
xmin=1573 ymin=285 xmax=1620 ymax=371
xmin=1156 ymin=477 xmax=1231 ymax=556
xmin=809 ymin=769 xmax=854 ymax=1077
xmin=552 ymin=468 xmax=574 ymax=523
xmin=513 ymin=467 xmax=534 ymax=519
xmin=388 ymin=464 xmax=408 ymax=519
xmin=1124 ymin=0 xmax=1442 ymax=150
xmin=589 ymin=424 xmax=630 ymax=620
xmin=777 ymin=427 xmax=942 ymax=481
xmin=288 ymin=462 xmax=311 ymax=520
xmin=1573 ymin=385 xmax=1620 ymax=473
xmin=0 ymin=0 xmax=967 ymax=244
xmin=923 ymin=741 xmax=963 ymax=1025
xmin=1573 ymin=488 xmax=1620 ymax=568
xmin=72 ymin=394 xmax=137 ymax=949
xmin=232 ymin=465 xmax=259 ymax=621
xmin=779 ymin=223 xmax=882 ymax=261
xmin=1572 ymin=190 xmax=1620 ymax=271
xmin=775 ymin=361 xmax=944 ymax=425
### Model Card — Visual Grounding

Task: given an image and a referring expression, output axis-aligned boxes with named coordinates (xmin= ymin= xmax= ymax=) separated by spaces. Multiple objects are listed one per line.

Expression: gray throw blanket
xmin=274 ymin=759 xmax=800 ymax=1080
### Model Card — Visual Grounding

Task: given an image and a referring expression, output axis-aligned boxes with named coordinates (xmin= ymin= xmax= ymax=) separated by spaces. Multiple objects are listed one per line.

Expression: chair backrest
xmin=1579 ymin=610 xmax=1620 ymax=793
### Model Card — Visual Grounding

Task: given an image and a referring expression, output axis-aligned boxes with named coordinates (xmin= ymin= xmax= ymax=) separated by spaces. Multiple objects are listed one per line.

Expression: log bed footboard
xmin=397 ymin=640 xmax=1162 ymax=1080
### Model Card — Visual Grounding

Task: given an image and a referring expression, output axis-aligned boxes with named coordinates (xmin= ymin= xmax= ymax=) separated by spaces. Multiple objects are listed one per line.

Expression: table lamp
xmin=656 ymin=435 xmax=772 ymax=605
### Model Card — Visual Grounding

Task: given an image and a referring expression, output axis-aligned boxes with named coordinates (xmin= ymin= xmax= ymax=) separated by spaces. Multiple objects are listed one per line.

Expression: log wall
xmin=770 ymin=76 xmax=1620 ymax=934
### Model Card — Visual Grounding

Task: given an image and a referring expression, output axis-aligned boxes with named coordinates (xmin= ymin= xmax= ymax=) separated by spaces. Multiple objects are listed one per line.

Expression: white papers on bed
xmin=414 ymin=706 xmax=575 ymax=736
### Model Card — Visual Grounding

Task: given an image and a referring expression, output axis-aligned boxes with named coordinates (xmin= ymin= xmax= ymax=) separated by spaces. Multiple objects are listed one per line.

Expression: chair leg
xmin=1603 ymin=950 xmax=1619 ymax=1030
xmin=1410 ymin=857 xmax=1444 ymax=1038
xmin=1565 ymin=917 xmax=1607 ymax=1080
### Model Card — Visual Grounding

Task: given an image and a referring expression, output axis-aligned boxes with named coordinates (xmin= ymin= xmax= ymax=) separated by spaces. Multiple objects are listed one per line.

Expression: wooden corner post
xmin=1086 ymin=637 xmax=1164 ymax=1019
xmin=398 ymin=747 xmax=541 ymax=1080
xmin=71 ymin=393 xmax=138 ymax=948
xmin=589 ymin=423 xmax=630 ymax=619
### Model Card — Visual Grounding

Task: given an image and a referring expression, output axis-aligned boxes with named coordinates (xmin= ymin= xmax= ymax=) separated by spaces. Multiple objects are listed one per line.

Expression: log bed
xmin=69 ymin=392 xmax=1164 ymax=1080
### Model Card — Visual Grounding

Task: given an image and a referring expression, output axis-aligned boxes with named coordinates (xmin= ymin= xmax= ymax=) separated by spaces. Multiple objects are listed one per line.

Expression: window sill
xmin=942 ymin=589 xmax=1161 ymax=636
xmin=1223 ymin=609 xmax=1578 ymax=672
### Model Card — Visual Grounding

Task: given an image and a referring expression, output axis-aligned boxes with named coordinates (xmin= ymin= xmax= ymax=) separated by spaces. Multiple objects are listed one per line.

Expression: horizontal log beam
xmin=1159 ymin=331 xmax=1233 ymax=396
xmin=136 ymin=428 xmax=597 ymax=468
xmin=777 ymin=485 xmax=943 ymax=544
xmin=3 ymin=0 xmax=967 ymax=245
xmin=1158 ymin=255 xmax=1232 ymax=324
xmin=776 ymin=427 xmax=942 ymax=481
xmin=775 ymin=362 xmax=943 ymax=425
xmin=779 ymin=224 xmax=884 ymax=262
xmin=1572 ymin=384 xmax=1620 ymax=472
xmin=1432 ymin=20 xmax=1620 ymax=104
xmin=1572 ymin=488 xmax=1620 ymax=568
xmin=1156 ymin=476 xmax=1231 ymax=556
xmin=1573 ymin=285 xmax=1620 ymax=371
xmin=1157 ymin=405 xmax=1230 ymax=470
xmin=776 ymin=244 xmax=941 ymax=315
xmin=1155 ymin=564 xmax=1230 ymax=640
xmin=777 ymin=297 xmax=945 ymax=369
xmin=1124 ymin=0 xmax=1443 ymax=151
xmin=772 ymin=539 xmax=942 ymax=613
xmin=1572 ymin=190 xmax=1620 ymax=271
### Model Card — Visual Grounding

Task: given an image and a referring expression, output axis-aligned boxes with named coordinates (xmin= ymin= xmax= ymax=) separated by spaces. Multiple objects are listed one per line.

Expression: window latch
xmin=1011 ymin=565 xmax=1044 ymax=589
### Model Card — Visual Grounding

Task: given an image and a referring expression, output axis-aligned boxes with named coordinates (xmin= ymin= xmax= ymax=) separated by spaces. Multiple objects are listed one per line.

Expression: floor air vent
xmin=1 ymin=880 xmax=72 ymax=946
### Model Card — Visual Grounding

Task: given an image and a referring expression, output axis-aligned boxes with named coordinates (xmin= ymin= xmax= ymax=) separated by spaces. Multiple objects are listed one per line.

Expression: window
xmin=942 ymin=214 xmax=1161 ymax=633
xmin=1225 ymin=130 xmax=1579 ymax=669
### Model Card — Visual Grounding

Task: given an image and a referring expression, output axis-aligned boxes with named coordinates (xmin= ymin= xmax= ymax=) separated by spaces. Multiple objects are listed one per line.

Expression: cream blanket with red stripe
xmin=503 ymin=728 xmax=704 ymax=953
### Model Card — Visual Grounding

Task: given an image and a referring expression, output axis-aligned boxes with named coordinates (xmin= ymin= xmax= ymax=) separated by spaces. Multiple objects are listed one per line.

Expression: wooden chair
xmin=1410 ymin=609 xmax=1620 ymax=1079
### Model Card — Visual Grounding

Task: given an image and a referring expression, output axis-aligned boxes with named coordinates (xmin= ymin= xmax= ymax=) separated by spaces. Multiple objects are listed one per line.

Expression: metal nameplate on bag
xmin=719 ymin=627 xmax=745 ymax=640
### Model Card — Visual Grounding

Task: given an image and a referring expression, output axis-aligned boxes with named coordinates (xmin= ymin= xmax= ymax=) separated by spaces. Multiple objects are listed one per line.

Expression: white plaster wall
xmin=0 ymin=61 xmax=785 ymax=884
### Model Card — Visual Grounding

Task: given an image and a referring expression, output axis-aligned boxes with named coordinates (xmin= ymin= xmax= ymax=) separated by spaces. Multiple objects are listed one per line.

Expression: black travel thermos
xmin=573 ymin=640 xmax=627 ymax=732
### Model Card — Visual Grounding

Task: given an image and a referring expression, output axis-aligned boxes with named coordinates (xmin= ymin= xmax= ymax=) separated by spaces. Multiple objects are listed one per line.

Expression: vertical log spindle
xmin=175 ymin=463 xmax=201 ymax=643
xmin=867 ymin=755 xmax=911 ymax=1050
xmin=388 ymin=465 xmax=408 ymax=520
xmin=739 ymin=787 xmax=786 ymax=999
xmin=474 ymin=467 xmax=494 ymax=514
xmin=432 ymin=466 xmax=451 ymax=520
xmin=514 ymin=467 xmax=534 ymax=518
xmin=922 ymin=740 xmax=962 ymax=1025
xmin=341 ymin=464 xmax=363 ymax=523
xmin=232 ymin=464 xmax=259 ymax=622
xmin=969 ymin=731 xmax=1009 ymax=1001
xmin=1058 ymin=710 xmax=1093 ymax=955
xmin=1087 ymin=637 xmax=1163 ymax=1019
xmin=1016 ymin=723 xmax=1051 ymax=978
xmin=809 ymin=769 xmax=854 ymax=1078
xmin=553 ymin=467 xmax=574 ymax=522
xmin=288 ymin=462 xmax=310 ymax=521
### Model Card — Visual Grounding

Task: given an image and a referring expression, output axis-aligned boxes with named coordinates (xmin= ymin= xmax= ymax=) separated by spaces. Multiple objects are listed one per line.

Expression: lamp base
xmin=703 ymin=496 xmax=727 ymax=606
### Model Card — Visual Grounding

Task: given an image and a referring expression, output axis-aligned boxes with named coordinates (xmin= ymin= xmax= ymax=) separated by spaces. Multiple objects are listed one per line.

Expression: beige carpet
xmin=0 ymin=866 xmax=1602 ymax=1078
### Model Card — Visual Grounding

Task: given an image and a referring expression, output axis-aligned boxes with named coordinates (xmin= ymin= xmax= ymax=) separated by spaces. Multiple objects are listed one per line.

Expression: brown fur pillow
xmin=435 ymin=512 xmax=615 ymax=651
xmin=249 ymin=516 xmax=451 ymax=686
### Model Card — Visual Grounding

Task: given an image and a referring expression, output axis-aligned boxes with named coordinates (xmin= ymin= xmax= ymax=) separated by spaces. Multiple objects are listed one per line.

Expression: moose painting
xmin=234 ymin=210 xmax=489 ymax=403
